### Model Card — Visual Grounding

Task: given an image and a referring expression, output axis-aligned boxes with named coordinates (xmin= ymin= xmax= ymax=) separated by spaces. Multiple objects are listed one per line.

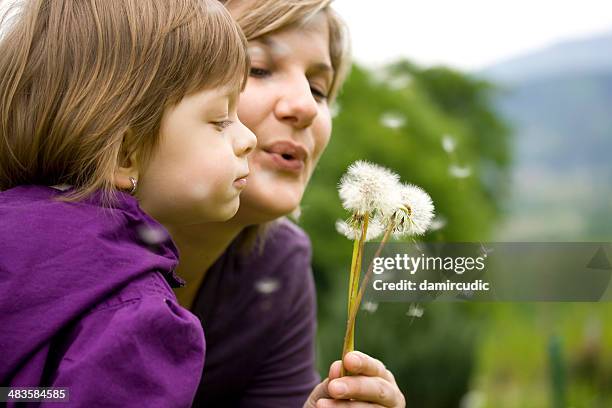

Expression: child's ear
xmin=114 ymin=132 xmax=140 ymax=192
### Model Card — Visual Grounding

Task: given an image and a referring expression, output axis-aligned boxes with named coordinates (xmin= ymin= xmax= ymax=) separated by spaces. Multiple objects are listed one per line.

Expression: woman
xmin=169 ymin=0 xmax=406 ymax=406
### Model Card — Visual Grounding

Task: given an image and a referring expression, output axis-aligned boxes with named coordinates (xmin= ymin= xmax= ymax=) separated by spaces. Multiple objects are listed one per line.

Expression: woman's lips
xmin=264 ymin=151 xmax=305 ymax=172
xmin=261 ymin=141 xmax=308 ymax=173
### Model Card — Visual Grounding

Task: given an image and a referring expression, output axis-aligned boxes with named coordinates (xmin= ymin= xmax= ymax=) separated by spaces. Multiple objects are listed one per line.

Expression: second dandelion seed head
xmin=391 ymin=183 xmax=435 ymax=238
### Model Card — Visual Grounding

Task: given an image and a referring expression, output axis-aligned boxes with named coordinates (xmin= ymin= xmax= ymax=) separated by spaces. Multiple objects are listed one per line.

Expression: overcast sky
xmin=333 ymin=0 xmax=612 ymax=70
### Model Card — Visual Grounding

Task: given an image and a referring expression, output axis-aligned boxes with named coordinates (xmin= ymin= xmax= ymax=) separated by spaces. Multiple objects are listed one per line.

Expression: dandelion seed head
xmin=338 ymin=160 xmax=402 ymax=217
xmin=380 ymin=112 xmax=406 ymax=129
xmin=449 ymin=164 xmax=472 ymax=178
xmin=255 ymin=278 xmax=280 ymax=295
xmin=335 ymin=217 xmax=385 ymax=241
xmin=392 ymin=184 xmax=435 ymax=237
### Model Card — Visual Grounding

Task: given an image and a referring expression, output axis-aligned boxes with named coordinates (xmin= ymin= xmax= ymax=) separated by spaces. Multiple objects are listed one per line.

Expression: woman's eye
xmin=212 ymin=120 xmax=233 ymax=130
xmin=249 ymin=67 xmax=271 ymax=78
xmin=310 ymin=86 xmax=328 ymax=102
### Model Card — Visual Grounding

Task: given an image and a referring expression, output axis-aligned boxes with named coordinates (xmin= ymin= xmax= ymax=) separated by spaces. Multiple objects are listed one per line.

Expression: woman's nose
xmin=234 ymin=120 xmax=257 ymax=157
xmin=274 ymin=77 xmax=318 ymax=129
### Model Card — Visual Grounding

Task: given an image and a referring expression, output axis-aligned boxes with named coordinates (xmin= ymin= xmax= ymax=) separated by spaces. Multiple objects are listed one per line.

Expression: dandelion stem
xmin=347 ymin=215 xmax=368 ymax=353
xmin=346 ymin=238 xmax=359 ymax=314
xmin=341 ymin=219 xmax=393 ymax=376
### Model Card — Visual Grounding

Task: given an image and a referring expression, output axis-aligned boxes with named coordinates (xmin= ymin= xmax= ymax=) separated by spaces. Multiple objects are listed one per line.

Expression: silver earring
xmin=128 ymin=177 xmax=137 ymax=195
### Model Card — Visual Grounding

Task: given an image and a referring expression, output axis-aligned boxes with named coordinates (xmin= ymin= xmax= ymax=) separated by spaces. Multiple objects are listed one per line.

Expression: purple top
xmin=191 ymin=219 xmax=320 ymax=407
xmin=0 ymin=185 xmax=205 ymax=407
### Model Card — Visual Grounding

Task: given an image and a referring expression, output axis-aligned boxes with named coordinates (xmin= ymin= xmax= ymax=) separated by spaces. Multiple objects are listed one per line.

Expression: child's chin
xmin=216 ymin=200 xmax=240 ymax=222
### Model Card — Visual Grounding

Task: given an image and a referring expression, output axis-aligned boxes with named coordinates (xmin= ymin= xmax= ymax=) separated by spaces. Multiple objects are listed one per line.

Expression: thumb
xmin=328 ymin=360 xmax=343 ymax=380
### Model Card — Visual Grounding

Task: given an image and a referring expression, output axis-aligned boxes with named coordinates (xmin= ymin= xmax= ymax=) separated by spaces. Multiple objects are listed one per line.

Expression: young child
xmin=0 ymin=0 xmax=255 ymax=405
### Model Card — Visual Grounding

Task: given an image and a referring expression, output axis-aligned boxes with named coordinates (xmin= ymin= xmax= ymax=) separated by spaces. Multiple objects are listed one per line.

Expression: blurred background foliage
xmin=300 ymin=60 xmax=510 ymax=407
xmin=298 ymin=32 xmax=612 ymax=407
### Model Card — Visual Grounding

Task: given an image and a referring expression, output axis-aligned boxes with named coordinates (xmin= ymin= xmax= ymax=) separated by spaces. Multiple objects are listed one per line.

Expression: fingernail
xmin=331 ymin=380 xmax=348 ymax=397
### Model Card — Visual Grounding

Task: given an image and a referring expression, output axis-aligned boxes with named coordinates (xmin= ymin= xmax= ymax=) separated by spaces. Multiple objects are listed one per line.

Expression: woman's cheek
xmin=237 ymin=81 xmax=270 ymax=130
xmin=313 ymin=115 xmax=332 ymax=162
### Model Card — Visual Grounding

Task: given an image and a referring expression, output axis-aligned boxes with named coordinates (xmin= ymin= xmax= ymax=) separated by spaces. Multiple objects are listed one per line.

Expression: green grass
xmin=470 ymin=303 xmax=612 ymax=408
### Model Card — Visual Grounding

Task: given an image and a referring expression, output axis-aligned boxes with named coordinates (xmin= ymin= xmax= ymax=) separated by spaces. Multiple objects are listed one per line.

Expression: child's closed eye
xmin=249 ymin=67 xmax=271 ymax=78
xmin=211 ymin=120 xmax=233 ymax=131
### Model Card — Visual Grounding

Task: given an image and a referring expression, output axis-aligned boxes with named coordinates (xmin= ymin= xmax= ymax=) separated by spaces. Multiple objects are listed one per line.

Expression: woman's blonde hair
xmin=222 ymin=0 xmax=351 ymax=101
xmin=0 ymin=0 xmax=248 ymax=202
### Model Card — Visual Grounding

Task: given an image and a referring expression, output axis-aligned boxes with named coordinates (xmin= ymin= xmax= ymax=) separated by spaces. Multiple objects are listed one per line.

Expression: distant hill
xmin=481 ymin=30 xmax=612 ymax=240
xmin=482 ymin=30 xmax=612 ymax=83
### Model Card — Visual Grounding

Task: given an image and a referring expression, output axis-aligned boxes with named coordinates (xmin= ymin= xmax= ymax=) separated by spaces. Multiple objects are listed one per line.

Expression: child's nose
xmin=234 ymin=120 xmax=256 ymax=157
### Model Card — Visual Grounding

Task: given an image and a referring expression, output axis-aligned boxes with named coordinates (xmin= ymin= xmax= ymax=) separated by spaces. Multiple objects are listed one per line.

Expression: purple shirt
xmin=0 ymin=185 xmax=205 ymax=407
xmin=191 ymin=219 xmax=320 ymax=407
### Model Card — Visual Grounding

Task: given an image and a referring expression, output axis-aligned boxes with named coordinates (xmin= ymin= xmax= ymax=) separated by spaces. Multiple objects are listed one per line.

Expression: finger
xmin=328 ymin=360 xmax=343 ymax=380
xmin=343 ymin=351 xmax=387 ymax=378
xmin=384 ymin=369 xmax=397 ymax=384
xmin=304 ymin=378 xmax=331 ymax=408
xmin=315 ymin=398 xmax=385 ymax=408
xmin=328 ymin=376 xmax=399 ymax=406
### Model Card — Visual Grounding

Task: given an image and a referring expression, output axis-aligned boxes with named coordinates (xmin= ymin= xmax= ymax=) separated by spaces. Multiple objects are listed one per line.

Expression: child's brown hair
xmin=0 ymin=0 xmax=248 ymax=202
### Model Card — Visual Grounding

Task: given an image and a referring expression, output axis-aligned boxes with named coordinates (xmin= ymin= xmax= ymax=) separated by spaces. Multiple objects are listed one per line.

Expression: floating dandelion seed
xmin=255 ymin=278 xmax=280 ymax=295
xmin=330 ymin=102 xmax=341 ymax=118
xmin=335 ymin=218 xmax=385 ymax=241
xmin=442 ymin=134 xmax=457 ymax=153
xmin=479 ymin=243 xmax=494 ymax=258
xmin=371 ymin=68 xmax=412 ymax=90
xmin=414 ymin=242 xmax=426 ymax=253
xmin=429 ymin=215 xmax=447 ymax=232
xmin=460 ymin=390 xmax=486 ymax=408
xmin=338 ymin=160 xmax=402 ymax=217
xmin=361 ymin=301 xmax=379 ymax=313
xmin=387 ymin=73 xmax=412 ymax=90
xmin=458 ymin=290 xmax=474 ymax=299
xmin=406 ymin=304 xmax=424 ymax=318
xmin=370 ymin=66 xmax=390 ymax=85
xmin=137 ymin=225 xmax=168 ymax=246
xmin=50 ymin=184 xmax=71 ymax=191
xmin=248 ymin=45 xmax=266 ymax=60
xmin=379 ymin=112 xmax=406 ymax=129
xmin=449 ymin=164 xmax=472 ymax=178
xmin=268 ymin=40 xmax=290 ymax=58
xmin=392 ymin=184 xmax=435 ymax=238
